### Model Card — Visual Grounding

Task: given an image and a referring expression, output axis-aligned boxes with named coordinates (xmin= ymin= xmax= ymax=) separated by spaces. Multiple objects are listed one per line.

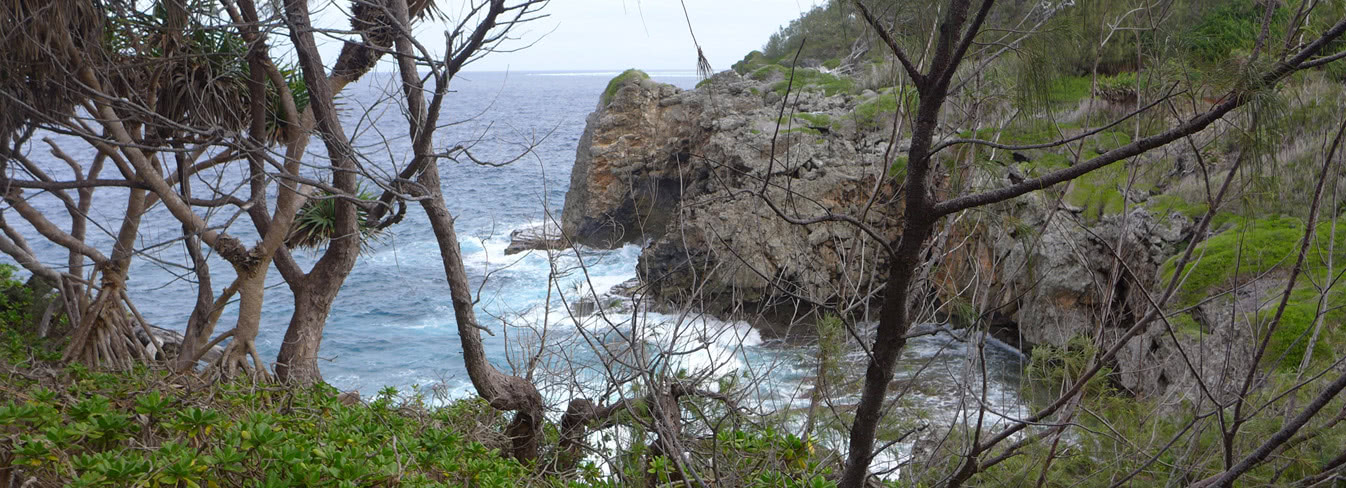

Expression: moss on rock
xmin=601 ymin=69 xmax=650 ymax=106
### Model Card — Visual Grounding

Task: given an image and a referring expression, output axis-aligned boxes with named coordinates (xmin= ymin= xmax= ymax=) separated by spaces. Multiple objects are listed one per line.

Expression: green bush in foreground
xmin=0 ymin=270 xmax=839 ymax=488
xmin=1 ymin=362 xmax=533 ymax=487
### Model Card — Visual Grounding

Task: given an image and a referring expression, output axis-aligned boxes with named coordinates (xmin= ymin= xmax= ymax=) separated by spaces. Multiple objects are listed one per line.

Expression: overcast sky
xmin=317 ymin=0 xmax=818 ymax=72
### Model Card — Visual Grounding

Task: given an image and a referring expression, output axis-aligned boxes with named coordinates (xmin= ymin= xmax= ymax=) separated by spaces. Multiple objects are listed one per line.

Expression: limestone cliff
xmin=554 ymin=67 xmax=1298 ymax=402
xmin=560 ymin=69 xmax=900 ymax=321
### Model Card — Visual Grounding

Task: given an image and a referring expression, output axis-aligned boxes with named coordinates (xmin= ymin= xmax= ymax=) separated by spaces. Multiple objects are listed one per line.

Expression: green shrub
xmin=1186 ymin=0 xmax=1280 ymax=64
xmin=1 ymin=369 xmax=532 ymax=487
xmin=732 ymin=50 xmax=773 ymax=75
xmin=0 ymin=264 xmax=35 ymax=329
xmin=0 ymin=307 xmax=842 ymax=488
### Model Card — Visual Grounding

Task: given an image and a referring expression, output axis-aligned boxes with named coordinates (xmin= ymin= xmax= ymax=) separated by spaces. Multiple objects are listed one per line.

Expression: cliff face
xmin=561 ymin=70 xmax=900 ymax=321
xmin=559 ymin=78 xmax=699 ymax=248
xmin=556 ymin=69 xmax=1265 ymax=401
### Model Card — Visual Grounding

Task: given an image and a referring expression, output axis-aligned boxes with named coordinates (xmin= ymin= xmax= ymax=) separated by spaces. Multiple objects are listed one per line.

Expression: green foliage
xmin=1146 ymin=194 xmax=1210 ymax=220
xmin=1160 ymin=216 xmax=1346 ymax=306
xmin=887 ymin=156 xmax=908 ymax=181
xmin=601 ymin=69 xmax=649 ymax=106
xmin=1025 ymin=335 xmax=1114 ymax=401
xmin=749 ymin=63 xmax=791 ymax=82
xmin=1185 ymin=0 xmax=1279 ymax=64
xmin=1257 ymin=286 xmax=1345 ymax=371
xmin=0 ymin=266 xmax=63 ymax=367
xmin=1064 ymin=163 xmax=1130 ymax=222
xmin=792 ymin=112 xmax=833 ymax=129
xmin=770 ymin=67 xmax=855 ymax=96
xmin=1167 ymin=312 xmax=1205 ymax=337
xmin=711 ymin=428 xmax=836 ymax=488
xmin=0 ymin=309 xmax=841 ymax=487
xmin=1047 ymin=75 xmax=1094 ymax=105
xmin=980 ymin=368 xmax=1346 ymax=486
xmin=762 ymin=1 xmax=865 ymax=66
xmin=1095 ymin=72 xmax=1139 ymax=102
xmin=0 ymin=265 xmax=35 ymax=330
xmin=852 ymin=88 xmax=917 ymax=130
xmin=285 ymin=188 xmax=385 ymax=251
xmin=732 ymin=50 xmax=773 ymax=75
xmin=0 ymin=370 xmax=531 ymax=487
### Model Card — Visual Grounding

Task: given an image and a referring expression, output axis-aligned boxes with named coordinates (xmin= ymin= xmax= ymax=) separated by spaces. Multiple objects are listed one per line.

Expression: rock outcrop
xmin=561 ymin=70 xmax=900 ymax=320
xmin=504 ymin=222 xmax=567 ymax=255
xmin=557 ymin=68 xmax=1258 ymax=401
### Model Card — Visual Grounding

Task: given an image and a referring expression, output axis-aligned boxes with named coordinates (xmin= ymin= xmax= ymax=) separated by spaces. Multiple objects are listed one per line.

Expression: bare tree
xmin=826 ymin=1 xmax=1346 ymax=485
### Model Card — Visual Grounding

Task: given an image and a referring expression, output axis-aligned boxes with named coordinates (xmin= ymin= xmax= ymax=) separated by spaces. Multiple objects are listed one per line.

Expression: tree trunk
xmin=212 ymin=265 xmax=268 ymax=378
xmin=273 ymin=0 xmax=367 ymax=385
xmin=274 ymin=265 xmax=353 ymax=384
xmin=418 ymin=164 xmax=545 ymax=460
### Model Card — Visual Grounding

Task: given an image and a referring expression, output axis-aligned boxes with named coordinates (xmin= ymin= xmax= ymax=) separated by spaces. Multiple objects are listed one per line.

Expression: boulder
xmin=504 ymin=222 xmax=568 ymax=255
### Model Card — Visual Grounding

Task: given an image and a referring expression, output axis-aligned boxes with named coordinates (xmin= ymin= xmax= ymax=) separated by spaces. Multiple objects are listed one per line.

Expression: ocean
xmin=7 ymin=70 xmax=1026 ymax=456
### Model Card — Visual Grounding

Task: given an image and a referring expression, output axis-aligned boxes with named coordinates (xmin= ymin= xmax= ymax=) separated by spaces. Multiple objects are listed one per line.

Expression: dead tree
xmin=831 ymin=1 xmax=1346 ymax=486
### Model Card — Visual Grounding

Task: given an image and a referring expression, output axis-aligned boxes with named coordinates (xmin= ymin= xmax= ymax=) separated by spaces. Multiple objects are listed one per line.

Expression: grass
xmin=1167 ymin=312 xmax=1205 ymax=338
xmin=888 ymin=156 xmax=908 ymax=180
xmin=731 ymin=50 xmax=773 ymax=75
xmin=1064 ymin=162 xmax=1132 ymax=222
xmin=1159 ymin=216 xmax=1342 ymax=306
xmin=601 ymin=69 xmax=649 ymax=106
xmin=788 ymin=112 xmax=842 ymax=135
xmin=852 ymin=88 xmax=917 ymax=130
xmin=749 ymin=63 xmax=791 ymax=82
xmin=1048 ymin=75 xmax=1093 ymax=105
xmin=1258 ymin=287 xmax=1344 ymax=370
xmin=1157 ymin=216 xmax=1346 ymax=370
xmin=769 ymin=67 xmax=855 ymax=96
xmin=1147 ymin=194 xmax=1211 ymax=220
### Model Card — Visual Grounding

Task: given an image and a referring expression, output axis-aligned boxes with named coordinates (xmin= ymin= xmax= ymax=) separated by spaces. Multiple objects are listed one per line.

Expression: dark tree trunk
xmin=417 ymin=167 xmax=545 ymax=460
xmin=273 ymin=0 xmax=368 ymax=385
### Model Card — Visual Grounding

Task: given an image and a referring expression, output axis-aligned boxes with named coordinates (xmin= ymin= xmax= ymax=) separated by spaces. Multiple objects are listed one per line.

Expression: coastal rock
xmin=559 ymin=68 xmax=1225 ymax=401
xmin=991 ymin=203 xmax=1188 ymax=349
xmin=504 ymin=222 xmax=567 ymax=255
xmin=559 ymin=73 xmax=702 ymax=248
xmin=561 ymin=70 xmax=897 ymax=318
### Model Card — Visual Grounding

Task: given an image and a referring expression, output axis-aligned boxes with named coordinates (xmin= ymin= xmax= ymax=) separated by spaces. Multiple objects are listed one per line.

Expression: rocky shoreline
xmin=506 ymin=67 xmax=1281 ymax=404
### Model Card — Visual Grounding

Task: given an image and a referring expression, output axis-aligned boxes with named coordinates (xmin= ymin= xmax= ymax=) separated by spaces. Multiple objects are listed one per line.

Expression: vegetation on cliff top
xmin=601 ymin=69 xmax=650 ymax=106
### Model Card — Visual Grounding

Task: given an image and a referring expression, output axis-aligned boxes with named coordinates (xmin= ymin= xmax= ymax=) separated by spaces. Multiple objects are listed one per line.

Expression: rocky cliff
xmin=552 ymin=67 xmax=1306 ymax=402
xmin=560 ymin=69 xmax=903 ymax=323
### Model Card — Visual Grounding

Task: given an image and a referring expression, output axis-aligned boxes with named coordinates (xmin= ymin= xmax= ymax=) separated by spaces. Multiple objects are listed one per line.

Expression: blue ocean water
xmin=6 ymin=70 xmax=1024 ymax=439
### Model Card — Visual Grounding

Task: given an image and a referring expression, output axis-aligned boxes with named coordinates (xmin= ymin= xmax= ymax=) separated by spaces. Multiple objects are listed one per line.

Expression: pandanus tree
xmin=0 ymin=0 xmax=310 ymax=374
xmin=0 ymin=0 xmax=430 ymax=377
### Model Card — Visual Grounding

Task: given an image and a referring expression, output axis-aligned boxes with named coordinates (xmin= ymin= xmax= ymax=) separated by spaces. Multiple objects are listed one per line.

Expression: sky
xmin=315 ymin=0 xmax=818 ymax=72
